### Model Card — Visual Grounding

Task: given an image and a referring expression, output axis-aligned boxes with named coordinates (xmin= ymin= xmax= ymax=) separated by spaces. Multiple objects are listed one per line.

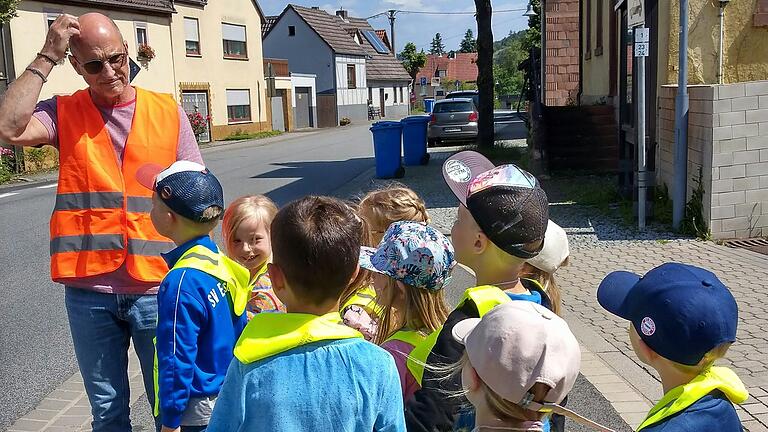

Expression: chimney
xmin=336 ymin=8 xmax=348 ymax=19
xmin=311 ymin=6 xmax=319 ymax=10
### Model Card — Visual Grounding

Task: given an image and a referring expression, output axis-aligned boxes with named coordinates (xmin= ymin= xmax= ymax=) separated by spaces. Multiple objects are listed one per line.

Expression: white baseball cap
xmin=527 ymin=220 xmax=569 ymax=273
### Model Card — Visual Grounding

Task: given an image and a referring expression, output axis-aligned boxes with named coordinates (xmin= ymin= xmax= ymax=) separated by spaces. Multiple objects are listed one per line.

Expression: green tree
xmin=521 ymin=0 xmax=541 ymax=52
xmin=493 ymin=30 xmax=527 ymax=97
xmin=0 ymin=0 xmax=21 ymax=24
xmin=459 ymin=29 xmax=476 ymax=53
xmin=399 ymin=42 xmax=427 ymax=83
xmin=429 ymin=33 xmax=445 ymax=55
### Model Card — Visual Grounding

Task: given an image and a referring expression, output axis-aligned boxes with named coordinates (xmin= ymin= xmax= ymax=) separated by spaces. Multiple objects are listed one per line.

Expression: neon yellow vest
xmin=406 ymin=285 xmax=514 ymax=385
xmin=153 ymin=244 xmax=251 ymax=416
xmin=341 ymin=285 xmax=384 ymax=318
xmin=234 ymin=311 xmax=363 ymax=364
xmin=637 ymin=367 xmax=748 ymax=430
xmin=385 ymin=329 xmax=429 ymax=385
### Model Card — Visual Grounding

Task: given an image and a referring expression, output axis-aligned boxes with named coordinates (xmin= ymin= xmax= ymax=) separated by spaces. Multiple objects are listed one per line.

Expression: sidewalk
xmin=334 ymin=147 xmax=768 ymax=432
xmin=10 ymin=145 xmax=768 ymax=431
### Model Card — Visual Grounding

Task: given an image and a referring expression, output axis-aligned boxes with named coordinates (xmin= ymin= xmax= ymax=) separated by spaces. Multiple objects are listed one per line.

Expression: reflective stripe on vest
xmin=385 ymin=329 xmax=429 ymax=386
xmin=407 ymin=285 xmax=514 ymax=385
xmin=51 ymin=87 xmax=179 ymax=283
xmin=341 ymin=286 xmax=384 ymax=318
xmin=458 ymin=285 xmax=512 ymax=316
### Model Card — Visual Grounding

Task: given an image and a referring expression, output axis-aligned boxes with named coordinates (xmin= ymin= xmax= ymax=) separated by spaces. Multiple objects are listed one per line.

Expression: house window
xmin=438 ymin=70 xmax=446 ymax=78
xmin=347 ymin=64 xmax=357 ymax=89
xmin=288 ymin=25 xmax=296 ymax=36
xmin=393 ymin=87 xmax=398 ymax=103
xmin=595 ymin=0 xmax=604 ymax=56
xmin=222 ymin=23 xmax=247 ymax=59
xmin=45 ymin=12 xmax=59 ymax=28
xmin=184 ymin=17 xmax=201 ymax=56
xmin=135 ymin=22 xmax=148 ymax=47
xmin=226 ymin=90 xmax=251 ymax=123
xmin=585 ymin=0 xmax=592 ymax=59
xmin=400 ymin=87 xmax=404 ymax=103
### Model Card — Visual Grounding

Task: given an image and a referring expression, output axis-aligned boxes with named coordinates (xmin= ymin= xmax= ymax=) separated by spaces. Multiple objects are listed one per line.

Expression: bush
xmin=0 ymin=147 xmax=14 ymax=183
xmin=340 ymin=117 xmax=352 ymax=126
xmin=222 ymin=130 xmax=283 ymax=141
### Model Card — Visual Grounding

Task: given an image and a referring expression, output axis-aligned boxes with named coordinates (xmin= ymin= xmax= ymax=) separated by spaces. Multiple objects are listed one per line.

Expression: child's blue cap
xmin=598 ymin=262 xmax=738 ymax=366
xmin=359 ymin=221 xmax=455 ymax=291
xmin=137 ymin=161 xmax=224 ymax=222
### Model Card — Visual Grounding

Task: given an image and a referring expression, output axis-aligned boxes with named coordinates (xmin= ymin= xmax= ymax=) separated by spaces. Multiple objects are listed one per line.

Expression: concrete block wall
xmin=657 ymin=81 xmax=768 ymax=239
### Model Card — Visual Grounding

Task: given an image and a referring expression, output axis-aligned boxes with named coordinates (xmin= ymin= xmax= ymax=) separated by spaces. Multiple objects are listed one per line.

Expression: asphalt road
xmin=0 ymin=123 xmax=376 ymax=430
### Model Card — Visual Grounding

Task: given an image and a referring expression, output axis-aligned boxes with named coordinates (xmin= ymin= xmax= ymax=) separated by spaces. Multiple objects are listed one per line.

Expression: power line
xmin=367 ymin=7 xmax=527 ymax=19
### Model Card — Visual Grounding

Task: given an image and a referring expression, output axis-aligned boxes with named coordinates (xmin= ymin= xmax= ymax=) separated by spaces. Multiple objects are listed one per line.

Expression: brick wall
xmin=657 ymin=81 xmax=768 ymax=239
xmin=544 ymin=0 xmax=580 ymax=106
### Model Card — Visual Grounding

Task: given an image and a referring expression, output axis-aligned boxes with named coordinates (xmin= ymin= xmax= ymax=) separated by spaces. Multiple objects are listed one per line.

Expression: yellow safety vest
xmin=637 ymin=367 xmax=748 ymax=431
xmin=153 ymin=244 xmax=251 ymax=416
xmin=341 ymin=285 xmax=385 ymax=318
xmin=385 ymin=329 xmax=429 ymax=385
xmin=234 ymin=311 xmax=363 ymax=364
xmin=406 ymin=285 xmax=515 ymax=385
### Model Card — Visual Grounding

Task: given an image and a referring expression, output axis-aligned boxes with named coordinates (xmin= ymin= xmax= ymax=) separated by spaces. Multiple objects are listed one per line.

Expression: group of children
xmin=137 ymin=150 xmax=748 ymax=432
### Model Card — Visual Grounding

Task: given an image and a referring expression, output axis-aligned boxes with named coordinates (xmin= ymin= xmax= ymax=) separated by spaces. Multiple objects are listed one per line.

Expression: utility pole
xmin=387 ymin=10 xmax=396 ymax=57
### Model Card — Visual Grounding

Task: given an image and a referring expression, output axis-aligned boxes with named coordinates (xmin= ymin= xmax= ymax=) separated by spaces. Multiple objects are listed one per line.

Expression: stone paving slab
xmin=8 ymin=348 xmax=145 ymax=432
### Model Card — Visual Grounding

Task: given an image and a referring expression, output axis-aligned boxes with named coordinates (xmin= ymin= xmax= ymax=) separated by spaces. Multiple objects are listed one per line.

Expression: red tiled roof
xmin=415 ymin=53 xmax=478 ymax=83
xmin=375 ymin=30 xmax=391 ymax=51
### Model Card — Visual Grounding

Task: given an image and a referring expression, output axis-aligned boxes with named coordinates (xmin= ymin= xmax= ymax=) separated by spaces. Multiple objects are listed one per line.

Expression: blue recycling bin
xmin=401 ymin=115 xmax=431 ymax=166
xmin=424 ymin=98 xmax=435 ymax=113
xmin=370 ymin=121 xmax=404 ymax=179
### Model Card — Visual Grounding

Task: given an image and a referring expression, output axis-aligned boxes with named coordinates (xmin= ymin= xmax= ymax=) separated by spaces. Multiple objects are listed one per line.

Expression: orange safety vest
xmin=50 ymin=87 xmax=179 ymax=283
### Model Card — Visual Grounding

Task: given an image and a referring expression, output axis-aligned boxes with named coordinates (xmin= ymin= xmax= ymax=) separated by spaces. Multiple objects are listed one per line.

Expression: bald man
xmin=0 ymin=13 xmax=202 ymax=431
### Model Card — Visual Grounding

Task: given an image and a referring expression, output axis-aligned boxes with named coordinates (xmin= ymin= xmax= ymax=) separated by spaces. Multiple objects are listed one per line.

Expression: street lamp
xmin=523 ymin=3 xmax=537 ymax=17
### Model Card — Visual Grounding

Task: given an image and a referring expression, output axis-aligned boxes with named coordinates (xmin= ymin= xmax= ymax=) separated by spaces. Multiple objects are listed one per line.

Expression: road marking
xmin=37 ymin=183 xmax=58 ymax=189
xmin=0 ymin=192 xmax=19 ymax=199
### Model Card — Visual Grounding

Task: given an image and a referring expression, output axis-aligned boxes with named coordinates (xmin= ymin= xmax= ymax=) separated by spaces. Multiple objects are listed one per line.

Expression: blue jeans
xmin=65 ymin=287 xmax=159 ymax=432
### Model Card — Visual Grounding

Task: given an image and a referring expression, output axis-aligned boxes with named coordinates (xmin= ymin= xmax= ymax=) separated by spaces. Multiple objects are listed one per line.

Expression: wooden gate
xmin=316 ymin=93 xmax=337 ymax=128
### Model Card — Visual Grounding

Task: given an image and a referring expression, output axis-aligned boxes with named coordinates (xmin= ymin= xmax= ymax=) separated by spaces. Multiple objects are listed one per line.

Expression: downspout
xmin=672 ymin=0 xmax=689 ymax=231
xmin=717 ymin=1 xmax=727 ymax=84
xmin=577 ymin=0 xmax=584 ymax=105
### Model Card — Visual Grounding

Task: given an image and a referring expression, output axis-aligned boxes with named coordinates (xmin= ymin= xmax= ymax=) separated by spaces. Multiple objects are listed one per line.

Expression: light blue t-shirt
xmin=207 ymin=338 xmax=405 ymax=431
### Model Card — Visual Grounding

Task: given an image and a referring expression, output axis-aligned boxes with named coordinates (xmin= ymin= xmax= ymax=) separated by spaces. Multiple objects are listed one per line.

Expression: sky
xmin=259 ymin=0 xmax=532 ymax=54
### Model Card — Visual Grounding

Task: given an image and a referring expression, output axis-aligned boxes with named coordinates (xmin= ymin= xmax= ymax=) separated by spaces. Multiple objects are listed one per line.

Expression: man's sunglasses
xmin=72 ymin=52 xmax=127 ymax=75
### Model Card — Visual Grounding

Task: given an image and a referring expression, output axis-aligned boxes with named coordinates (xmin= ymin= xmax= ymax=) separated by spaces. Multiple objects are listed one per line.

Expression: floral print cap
xmin=359 ymin=221 xmax=456 ymax=291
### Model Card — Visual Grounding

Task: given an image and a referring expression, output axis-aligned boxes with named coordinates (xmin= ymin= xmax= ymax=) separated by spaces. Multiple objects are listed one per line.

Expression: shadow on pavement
xmin=250 ymin=157 xmax=376 ymax=206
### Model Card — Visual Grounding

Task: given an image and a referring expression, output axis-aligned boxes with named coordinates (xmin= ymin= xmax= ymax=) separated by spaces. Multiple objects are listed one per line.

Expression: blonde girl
xmin=520 ymin=220 xmax=569 ymax=316
xmin=222 ymin=195 xmax=284 ymax=318
xmin=358 ymin=185 xmax=431 ymax=244
xmin=359 ymin=221 xmax=454 ymax=402
xmin=339 ymin=205 xmax=380 ymax=340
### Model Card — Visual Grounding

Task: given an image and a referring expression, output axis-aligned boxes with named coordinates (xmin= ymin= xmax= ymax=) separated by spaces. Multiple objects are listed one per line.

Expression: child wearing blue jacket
xmin=207 ymin=196 xmax=405 ymax=432
xmin=139 ymin=161 xmax=250 ymax=432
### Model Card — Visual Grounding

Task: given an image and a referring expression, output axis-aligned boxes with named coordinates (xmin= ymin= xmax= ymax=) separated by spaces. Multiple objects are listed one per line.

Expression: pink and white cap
xmin=452 ymin=302 xmax=616 ymax=431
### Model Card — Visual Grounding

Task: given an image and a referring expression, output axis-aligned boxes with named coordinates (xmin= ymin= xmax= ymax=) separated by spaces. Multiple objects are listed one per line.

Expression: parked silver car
xmin=428 ymin=98 xmax=479 ymax=146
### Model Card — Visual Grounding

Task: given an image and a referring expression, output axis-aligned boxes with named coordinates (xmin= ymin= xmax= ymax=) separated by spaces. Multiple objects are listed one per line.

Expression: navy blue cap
xmin=137 ymin=161 xmax=224 ymax=222
xmin=597 ymin=262 xmax=738 ymax=366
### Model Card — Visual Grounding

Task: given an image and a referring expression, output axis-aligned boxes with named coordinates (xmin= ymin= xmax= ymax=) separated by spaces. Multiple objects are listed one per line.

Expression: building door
xmin=316 ymin=93 xmax=338 ymax=128
xmin=181 ymin=91 xmax=211 ymax=143
xmin=295 ymin=87 xmax=312 ymax=128
xmin=379 ymin=88 xmax=386 ymax=118
xmin=271 ymin=94 xmax=285 ymax=131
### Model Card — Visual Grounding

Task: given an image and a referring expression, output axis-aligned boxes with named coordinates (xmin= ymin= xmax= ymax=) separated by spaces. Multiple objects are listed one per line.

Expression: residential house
xmin=338 ymin=11 xmax=411 ymax=119
xmin=262 ymin=5 xmax=410 ymax=126
xmin=171 ymin=0 xmax=269 ymax=141
xmin=414 ymin=52 xmax=478 ymax=105
xmin=2 ymin=0 xmax=272 ymax=144
xmin=542 ymin=0 xmax=768 ymax=239
xmin=7 ymin=0 xmax=176 ymax=100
